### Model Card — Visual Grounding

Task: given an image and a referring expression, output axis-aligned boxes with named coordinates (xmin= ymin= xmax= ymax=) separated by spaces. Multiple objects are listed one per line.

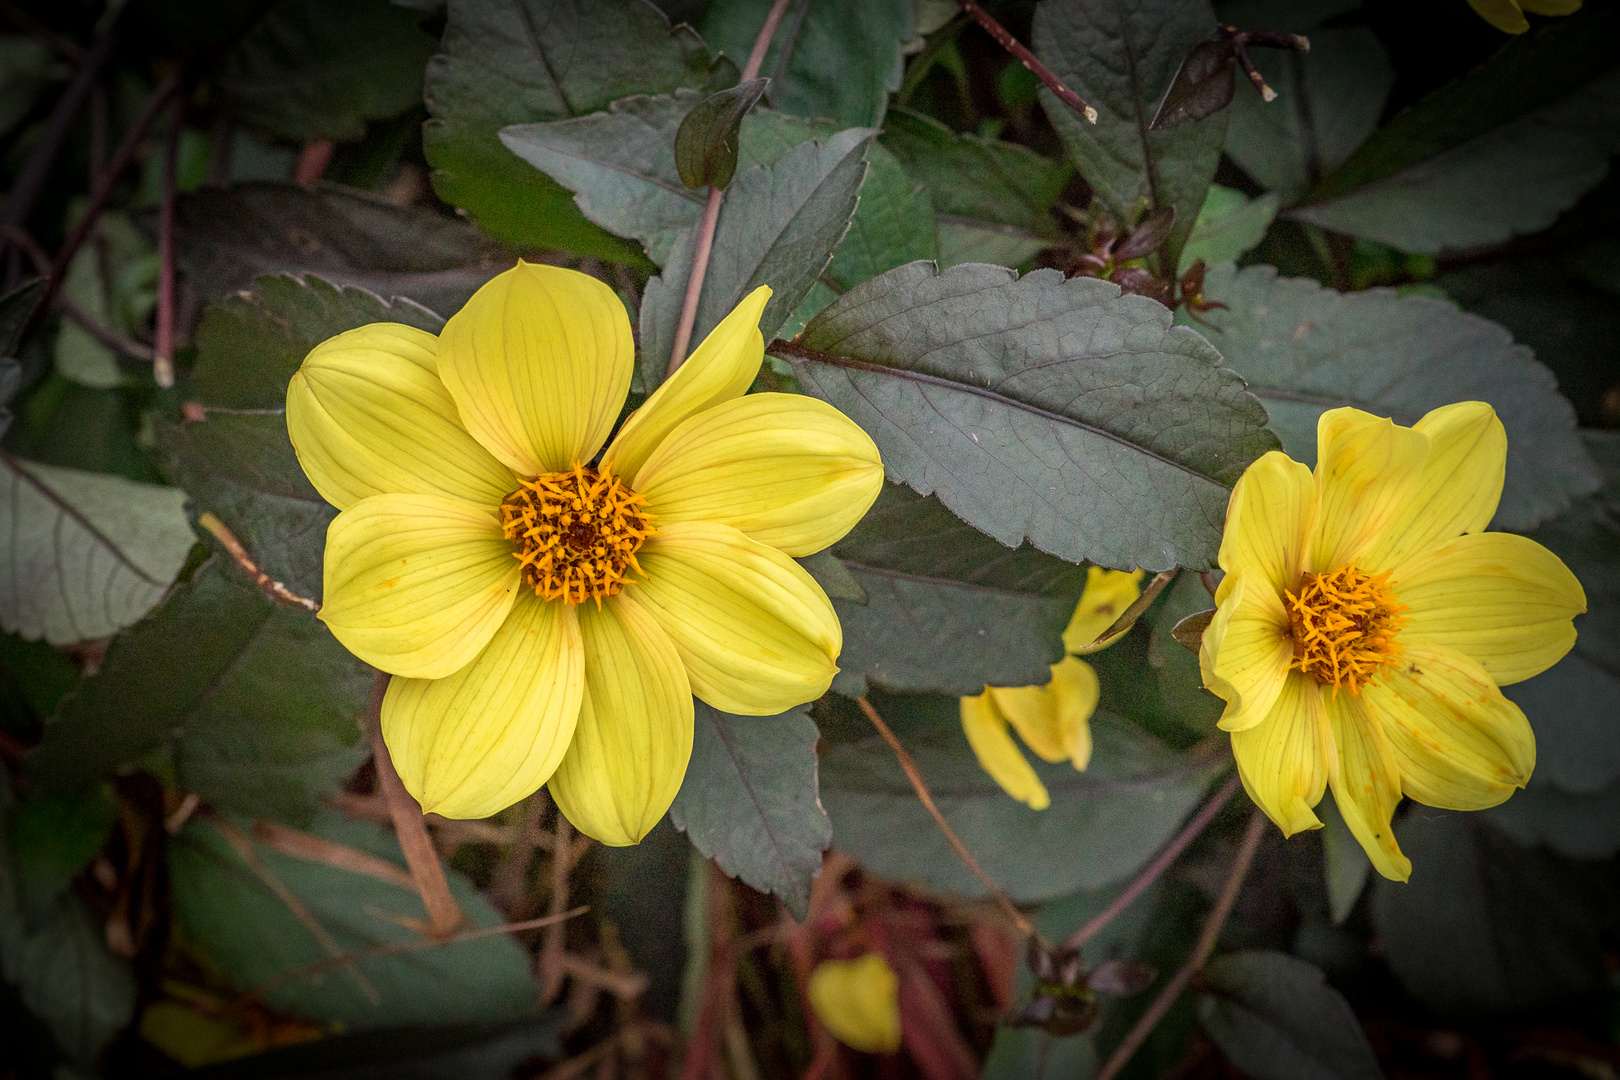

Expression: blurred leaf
xmin=1197 ymin=950 xmax=1383 ymax=1080
xmin=170 ymin=812 xmax=539 ymax=1029
xmin=176 ymin=183 xmax=508 ymax=318
xmin=1488 ymin=775 xmax=1620 ymax=859
xmin=1293 ymin=8 xmax=1620 ymax=253
xmin=54 ymin=212 xmax=155 ymax=389
xmin=424 ymin=0 xmax=728 ymax=262
xmin=181 ymin=1018 xmax=563 ymax=1080
xmin=641 ymin=127 xmax=873 ymax=386
xmin=595 ymin=819 xmax=690 ymax=1023
xmin=1178 ymin=185 xmax=1279 ymax=274
xmin=0 ymin=456 xmax=194 ymax=645
xmin=0 ymin=278 xmax=43 ymax=357
xmin=1220 ymin=0 xmax=1393 ymax=205
xmin=778 ymin=262 xmax=1278 ymax=571
xmin=30 ymin=558 xmax=370 ymax=824
xmin=7 ymin=786 xmax=117 ymax=925
xmin=1318 ymin=793 xmax=1369 ymax=925
xmin=0 ymin=37 xmax=64 ymax=138
xmin=1373 ymin=811 xmax=1608 ymax=1015
xmin=1033 ymin=0 xmax=1227 ymax=264
xmin=670 ymin=703 xmax=829 ymax=919
xmin=1180 ymin=262 xmax=1598 ymax=531
xmin=675 ymin=78 xmax=769 ymax=190
xmin=699 ymin=0 xmax=913 ymax=127
xmin=1150 ymin=39 xmax=1236 ymax=131
xmin=0 ymin=631 xmax=78 ymax=731
xmin=819 ymin=691 xmax=1220 ymax=901
xmin=215 ymin=0 xmax=437 ymax=141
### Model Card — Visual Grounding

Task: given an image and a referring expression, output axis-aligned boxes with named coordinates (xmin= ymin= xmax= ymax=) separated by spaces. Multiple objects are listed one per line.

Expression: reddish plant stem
xmin=956 ymin=0 xmax=1097 ymax=123
xmin=154 ymin=95 xmax=182 ymax=388
xmin=366 ymin=671 xmax=464 ymax=939
xmin=1063 ymin=772 xmax=1240 ymax=951
xmin=1094 ymin=811 xmax=1267 ymax=1080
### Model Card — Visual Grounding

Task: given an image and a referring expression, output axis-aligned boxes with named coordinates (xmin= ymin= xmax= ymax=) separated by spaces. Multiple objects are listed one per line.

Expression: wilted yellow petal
xmin=382 ymin=595 xmax=584 ymax=819
xmin=1232 ymin=674 xmax=1329 ymax=837
xmin=601 ymin=285 xmax=770 ymax=482
xmin=1061 ymin=568 xmax=1146 ymax=654
xmin=1394 ymin=531 xmax=1585 ymax=685
xmin=286 ymin=323 xmax=518 ymax=510
xmin=1368 ymin=642 xmax=1535 ymax=812
xmin=1324 ymin=693 xmax=1411 ymax=882
xmin=438 ymin=262 xmax=633 ymax=476
xmin=1218 ymin=450 xmax=1316 ymax=600
xmin=548 ymin=593 xmax=693 ymax=846
xmin=1311 ymin=408 xmax=1429 ymax=573
xmin=633 ymin=393 xmax=884 ymax=557
xmin=633 ymin=521 xmax=841 ymax=715
xmin=1467 ymin=0 xmax=1530 ymax=31
xmin=809 ymin=954 xmax=903 ymax=1054
xmin=961 ymin=691 xmax=1050 ymax=810
xmin=988 ymin=656 xmax=1098 ymax=770
xmin=1202 ymin=574 xmax=1295 ymax=733
xmin=319 ymin=494 xmax=519 ymax=679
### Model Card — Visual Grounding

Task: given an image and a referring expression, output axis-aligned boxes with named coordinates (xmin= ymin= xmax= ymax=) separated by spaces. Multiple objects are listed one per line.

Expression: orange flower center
xmin=1284 ymin=562 xmax=1408 ymax=696
xmin=499 ymin=464 xmax=654 ymax=605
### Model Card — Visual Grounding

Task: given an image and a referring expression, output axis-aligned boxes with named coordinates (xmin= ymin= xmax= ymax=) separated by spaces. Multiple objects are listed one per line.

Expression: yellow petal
xmin=548 ymin=593 xmax=694 ymax=846
xmin=988 ymin=656 xmax=1098 ymax=769
xmin=1468 ymin=0 xmax=1530 ymax=30
xmin=1393 ymin=531 xmax=1585 ymax=685
xmin=438 ymin=262 xmax=633 ymax=475
xmin=632 ymin=393 xmax=884 ymax=557
xmin=319 ymin=494 xmax=519 ymax=678
xmin=1311 ymin=408 xmax=1430 ymax=573
xmin=1360 ymin=402 xmax=1505 ymax=571
xmin=1367 ymin=642 xmax=1534 ymax=812
xmin=601 ymin=285 xmax=771 ymax=482
xmin=1061 ymin=568 xmax=1147 ymax=654
xmin=286 ymin=323 xmax=518 ymax=510
xmin=382 ymin=595 xmax=584 ymax=819
xmin=633 ymin=520 xmax=841 ymax=714
xmin=961 ymin=691 xmax=1051 ymax=810
xmin=1323 ymin=693 xmax=1411 ymax=882
xmin=1202 ymin=574 xmax=1295 ymax=733
xmin=1231 ymin=673 xmax=1329 ymax=837
xmin=809 ymin=954 xmax=903 ymax=1054
xmin=1218 ymin=450 xmax=1317 ymax=600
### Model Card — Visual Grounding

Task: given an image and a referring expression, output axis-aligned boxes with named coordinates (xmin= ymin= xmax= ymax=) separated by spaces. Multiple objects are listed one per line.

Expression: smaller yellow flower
xmin=808 ymin=953 xmax=902 ymax=1054
xmin=1466 ymin=0 xmax=1579 ymax=34
xmin=960 ymin=568 xmax=1145 ymax=809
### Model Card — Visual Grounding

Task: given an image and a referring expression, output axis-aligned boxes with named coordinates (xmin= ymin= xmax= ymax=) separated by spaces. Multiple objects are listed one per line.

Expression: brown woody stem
xmin=957 ymin=0 xmax=1097 ymax=123
xmin=154 ymin=95 xmax=182 ymax=388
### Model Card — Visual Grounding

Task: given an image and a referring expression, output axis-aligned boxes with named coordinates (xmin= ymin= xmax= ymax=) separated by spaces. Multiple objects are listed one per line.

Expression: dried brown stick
xmin=196 ymin=512 xmax=319 ymax=612
xmin=956 ymin=0 xmax=1097 ymax=123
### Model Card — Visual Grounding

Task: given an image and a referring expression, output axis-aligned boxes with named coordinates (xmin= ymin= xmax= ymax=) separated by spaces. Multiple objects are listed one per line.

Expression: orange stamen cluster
xmin=1284 ymin=562 xmax=1409 ymax=696
xmin=499 ymin=464 xmax=654 ymax=605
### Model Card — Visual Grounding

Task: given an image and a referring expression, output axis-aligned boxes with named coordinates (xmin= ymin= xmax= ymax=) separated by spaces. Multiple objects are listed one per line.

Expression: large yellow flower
xmin=286 ymin=262 xmax=884 ymax=844
xmin=1200 ymin=403 xmax=1585 ymax=880
xmin=961 ymin=568 xmax=1144 ymax=809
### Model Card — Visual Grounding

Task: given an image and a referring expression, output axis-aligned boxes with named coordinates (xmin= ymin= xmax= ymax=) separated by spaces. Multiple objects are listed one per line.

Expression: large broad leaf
xmin=176 ymin=182 xmax=508 ymax=317
xmin=169 ymin=812 xmax=538 ymax=1029
xmin=1197 ymin=951 xmax=1383 ymax=1080
xmin=1292 ymin=8 xmax=1620 ymax=253
xmin=0 ymin=455 xmax=195 ymax=645
xmin=1033 ymin=0 xmax=1227 ymax=264
xmin=880 ymin=106 xmax=1072 ymax=269
xmin=818 ymin=691 xmax=1219 ymax=901
xmin=1372 ymin=811 xmax=1607 ymax=1016
xmin=699 ymin=0 xmax=913 ymax=128
xmin=775 ymin=261 xmax=1278 ymax=571
xmin=669 ymin=703 xmax=830 ymax=919
xmin=1181 ymin=262 xmax=1598 ymax=531
xmin=640 ymin=127 xmax=872 ymax=384
xmin=29 ymin=558 xmax=371 ymax=824
xmin=424 ymin=0 xmax=727 ymax=262
xmin=7 ymin=786 xmax=117 ymax=925
xmin=1219 ymin=0 xmax=1393 ymax=205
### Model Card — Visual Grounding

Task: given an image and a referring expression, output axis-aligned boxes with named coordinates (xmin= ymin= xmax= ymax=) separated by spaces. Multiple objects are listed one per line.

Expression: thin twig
xmin=956 ymin=0 xmax=1097 ymax=123
xmin=154 ymin=95 xmax=182 ymax=388
xmin=366 ymin=671 xmax=465 ymax=939
xmin=196 ymin=512 xmax=319 ymax=612
xmin=1063 ymin=773 xmax=1239 ymax=951
xmin=251 ymin=819 xmax=417 ymax=892
xmin=540 ymin=810 xmax=574 ymax=1003
xmin=855 ymin=695 xmax=1037 ymax=939
xmin=1094 ymin=811 xmax=1267 ymax=1080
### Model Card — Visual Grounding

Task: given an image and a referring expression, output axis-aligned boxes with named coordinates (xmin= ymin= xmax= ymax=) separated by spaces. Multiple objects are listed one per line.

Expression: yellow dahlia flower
xmin=808 ymin=953 xmax=902 ymax=1054
xmin=1466 ymin=0 xmax=1579 ymax=34
xmin=1200 ymin=403 xmax=1586 ymax=881
xmin=286 ymin=262 xmax=884 ymax=844
xmin=960 ymin=568 xmax=1144 ymax=809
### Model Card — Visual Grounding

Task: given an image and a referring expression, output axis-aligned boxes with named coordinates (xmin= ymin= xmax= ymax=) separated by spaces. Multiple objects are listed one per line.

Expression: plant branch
xmin=956 ymin=0 xmax=1097 ymax=123
xmin=154 ymin=95 xmax=182 ymax=388
xmin=1093 ymin=810 xmax=1267 ymax=1080
xmin=855 ymin=695 xmax=1037 ymax=939
xmin=196 ymin=512 xmax=319 ymax=611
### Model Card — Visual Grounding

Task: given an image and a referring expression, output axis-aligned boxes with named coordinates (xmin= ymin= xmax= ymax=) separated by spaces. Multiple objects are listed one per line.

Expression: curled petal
xmin=1219 ymin=450 xmax=1317 ymax=600
xmin=987 ymin=656 xmax=1099 ymax=769
xmin=960 ymin=692 xmax=1049 ymax=810
xmin=1201 ymin=574 xmax=1295 ymax=733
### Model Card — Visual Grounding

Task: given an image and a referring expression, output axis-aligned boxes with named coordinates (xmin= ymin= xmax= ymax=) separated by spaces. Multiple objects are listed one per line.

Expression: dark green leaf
xmin=183 ymin=1018 xmax=564 ymax=1080
xmin=1180 ymin=262 xmax=1598 ymax=531
xmin=1150 ymin=39 xmax=1236 ymax=132
xmin=675 ymin=78 xmax=769 ymax=189
xmin=424 ymin=0 xmax=727 ymax=262
xmin=1197 ymin=950 xmax=1383 ymax=1080
xmin=0 ymin=277 xmax=43 ymax=356
xmin=7 ymin=787 xmax=117 ymax=925
xmin=1033 ymin=0 xmax=1227 ymax=264
xmin=1178 ymin=185 xmax=1279 ymax=274
xmin=777 ymin=261 xmax=1278 ymax=571
xmin=0 ymin=357 xmax=17 ymax=441
xmin=669 ymin=702 xmax=830 ymax=918
xmin=1487 ymin=774 xmax=1620 ymax=859
xmin=1318 ymin=793 xmax=1370 ymax=925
